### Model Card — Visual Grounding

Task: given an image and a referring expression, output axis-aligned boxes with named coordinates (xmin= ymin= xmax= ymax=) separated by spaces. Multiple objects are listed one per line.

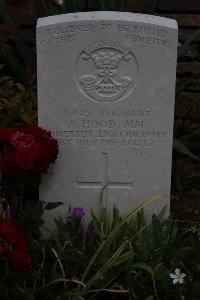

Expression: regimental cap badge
xmin=75 ymin=41 xmax=139 ymax=102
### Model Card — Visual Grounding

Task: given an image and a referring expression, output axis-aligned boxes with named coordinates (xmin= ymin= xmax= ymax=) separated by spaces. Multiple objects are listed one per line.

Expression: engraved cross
xmin=76 ymin=153 xmax=133 ymax=200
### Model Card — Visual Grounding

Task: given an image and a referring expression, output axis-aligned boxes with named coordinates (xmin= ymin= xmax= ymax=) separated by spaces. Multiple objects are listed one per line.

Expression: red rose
xmin=10 ymin=131 xmax=35 ymax=149
xmin=32 ymin=139 xmax=58 ymax=174
xmin=15 ymin=145 xmax=41 ymax=171
xmin=32 ymin=145 xmax=50 ymax=174
xmin=10 ymin=243 xmax=32 ymax=272
xmin=0 ymin=240 xmax=10 ymax=256
xmin=0 ymin=128 xmax=17 ymax=146
xmin=22 ymin=126 xmax=47 ymax=142
xmin=0 ymin=219 xmax=28 ymax=245
xmin=0 ymin=126 xmax=59 ymax=176
xmin=46 ymin=138 xmax=59 ymax=161
xmin=0 ymin=219 xmax=32 ymax=272
xmin=0 ymin=150 xmax=22 ymax=176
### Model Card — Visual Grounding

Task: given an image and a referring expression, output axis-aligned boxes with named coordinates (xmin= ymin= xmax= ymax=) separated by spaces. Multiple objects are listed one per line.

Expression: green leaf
xmin=35 ymin=278 xmax=85 ymax=293
xmin=178 ymin=29 xmax=200 ymax=58
xmin=152 ymin=215 xmax=163 ymax=246
xmin=157 ymin=205 xmax=167 ymax=220
xmin=136 ymin=226 xmax=151 ymax=261
xmin=132 ymin=262 xmax=157 ymax=296
xmin=0 ymin=0 xmax=36 ymax=72
xmin=0 ymin=75 xmax=10 ymax=83
xmin=85 ymin=240 xmax=131 ymax=289
xmin=116 ymin=0 xmax=129 ymax=11
xmin=0 ymin=40 xmax=29 ymax=85
xmin=145 ymin=296 xmax=154 ymax=300
xmin=144 ymin=0 xmax=157 ymax=14
xmin=79 ymin=195 xmax=162 ymax=289
xmin=16 ymin=83 xmax=25 ymax=92
xmin=137 ymin=208 xmax=146 ymax=230
xmin=0 ymin=281 xmax=8 ymax=297
xmin=176 ymin=79 xmax=188 ymax=97
xmin=25 ymin=200 xmax=43 ymax=210
xmin=95 ymin=0 xmax=107 ymax=10
xmin=48 ymin=0 xmax=57 ymax=15
xmin=19 ymin=112 xmax=33 ymax=124
xmin=37 ymin=0 xmax=49 ymax=17
xmin=44 ymin=202 xmax=64 ymax=210
xmin=173 ymin=138 xmax=200 ymax=161
xmin=64 ymin=0 xmax=75 ymax=12
xmin=112 ymin=205 xmax=120 ymax=227
xmin=108 ymin=251 xmax=134 ymax=268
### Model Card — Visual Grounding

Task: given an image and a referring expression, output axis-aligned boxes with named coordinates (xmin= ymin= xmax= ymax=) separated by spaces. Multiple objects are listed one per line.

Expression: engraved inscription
xmin=118 ymin=24 xmax=168 ymax=37
xmin=119 ymin=24 xmax=173 ymax=48
xmin=47 ymin=24 xmax=94 ymax=35
xmin=126 ymin=35 xmax=173 ymax=48
xmin=101 ymin=24 xmax=113 ymax=31
xmin=40 ymin=23 xmax=174 ymax=49
xmin=52 ymin=107 xmax=168 ymax=159
xmin=75 ymin=41 xmax=139 ymax=102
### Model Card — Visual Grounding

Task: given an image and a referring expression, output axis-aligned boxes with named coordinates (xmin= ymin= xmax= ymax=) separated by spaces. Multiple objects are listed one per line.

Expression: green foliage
xmin=173 ymin=28 xmax=200 ymax=162
xmin=0 ymin=71 xmax=37 ymax=126
xmin=143 ymin=0 xmax=157 ymax=14
xmin=94 ymin=0 xmax=111 ymax=10
xmin=0 ymin=0 xmax=36 ymax=84
xmin=37 ymin=0 xmax=87 ymax=16
xmin=0 ymin=41 xmax=30 ymax=85
xmin=173 ymin=138 xmax=200 ymax=162
xmin=19 ymin=200 xmax=45 ymax=238
xmin=37 ymin=0 xmax=131 ymax=16
xmin=1 ymin=198 xmax=199 ymax=300
xmin=1 ymin=167 xmax=199 ymax=300
xmin=178 ymin=29 xmax=200 ymax=59
xmin=115 ymin=0 xmax=129 ymax=11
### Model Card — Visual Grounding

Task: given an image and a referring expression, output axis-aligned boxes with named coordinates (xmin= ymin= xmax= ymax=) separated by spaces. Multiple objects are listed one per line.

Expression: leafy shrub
xmin=0 ymin=198 xmax=200 ymax=299
xmin=0 ymin=70 xmax=37 ymax=126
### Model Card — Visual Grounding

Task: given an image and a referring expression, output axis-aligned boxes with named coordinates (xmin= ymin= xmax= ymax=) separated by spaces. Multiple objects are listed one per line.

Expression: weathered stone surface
xmin=37 ymin=12 xmax=178 ymax=226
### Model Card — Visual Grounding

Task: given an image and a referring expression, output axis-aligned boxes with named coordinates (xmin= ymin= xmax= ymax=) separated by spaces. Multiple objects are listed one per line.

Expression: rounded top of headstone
xmin=37 ymin=11 xmax=177 ymax=29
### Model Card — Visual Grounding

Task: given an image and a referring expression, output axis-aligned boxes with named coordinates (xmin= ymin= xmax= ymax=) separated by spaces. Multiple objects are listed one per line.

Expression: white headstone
xmin=37 ymin=12 xmax=178 ymax=226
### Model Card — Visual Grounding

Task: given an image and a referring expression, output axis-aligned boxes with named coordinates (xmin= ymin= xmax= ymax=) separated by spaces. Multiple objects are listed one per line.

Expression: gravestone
xmin=37 ymin=12 xmax=178 ymax=226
